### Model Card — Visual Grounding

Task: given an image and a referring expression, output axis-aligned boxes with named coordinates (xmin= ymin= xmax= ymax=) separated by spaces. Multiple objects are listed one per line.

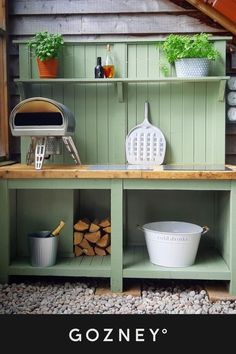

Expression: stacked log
xmin=73 ymin=217 xmax=111 ymax=256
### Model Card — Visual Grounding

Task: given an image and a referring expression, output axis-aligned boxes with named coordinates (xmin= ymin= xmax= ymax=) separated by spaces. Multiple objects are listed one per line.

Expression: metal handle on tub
xmin=202 ymin=225 xmax=209 ymax=235
xmin=137 ymin=225 xmax=144 ymax=232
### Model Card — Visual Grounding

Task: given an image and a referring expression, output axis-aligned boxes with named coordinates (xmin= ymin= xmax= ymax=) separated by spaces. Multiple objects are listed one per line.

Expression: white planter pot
xmin=175 ymin=58 xmax=210 ymax=77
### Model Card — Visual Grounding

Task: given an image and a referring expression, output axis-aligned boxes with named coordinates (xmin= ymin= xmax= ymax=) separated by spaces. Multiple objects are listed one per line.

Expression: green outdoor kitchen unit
xmin=1 ymin=36 xmax=236 ymax=294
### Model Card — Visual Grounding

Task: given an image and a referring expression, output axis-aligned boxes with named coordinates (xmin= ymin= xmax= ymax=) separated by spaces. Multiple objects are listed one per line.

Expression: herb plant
xmin=161 ymin=33 xmax=220 ymax=64
xmin=28 ymin=31 xmax=64 ymax=61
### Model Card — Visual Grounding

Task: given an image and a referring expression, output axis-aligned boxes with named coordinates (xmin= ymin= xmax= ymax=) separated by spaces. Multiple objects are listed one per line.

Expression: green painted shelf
xmin=14 ymin=76 xmax=229 ymax=102
xmin=9 ymin=255 xmax=111 ymax=277
xmin=123 ymin=246 xmax=230 ymax=280
xmin=14 ymin=77 xmax=229 ymax=83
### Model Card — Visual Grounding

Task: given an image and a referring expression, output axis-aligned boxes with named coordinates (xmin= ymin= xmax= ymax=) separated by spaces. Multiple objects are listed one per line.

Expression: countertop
xmin=1 ymin=164 xmax=236 ymax=180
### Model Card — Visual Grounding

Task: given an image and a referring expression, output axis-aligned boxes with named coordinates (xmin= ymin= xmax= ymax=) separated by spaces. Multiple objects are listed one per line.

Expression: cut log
xmin=99 ymin=217 xmax=111 ymax=228
xmin=106 ymin=245 xmax=111 ymax=254
xmin=96 ymin=234 xmax=110 ymax=248
xmin=83 ymin=248 xmax=95 ymax=256
xmin=89 ymin=219 xmax=100 ymax=233
xmin=74 ymin=245 xmax=83 ymax=256
xmin=94 ymin=246 xmax=106 ymax=256
xmin=74 ymin=218 xmax=90 ymax=232
xmin=84 ymin=230 xmax=101 ymax=243
xmin=103 ymin=226 xmax=111 ymax=233
xmin=73 ymin=231 xmax=84 ymax=245
xmin=79 ymin=238 xmax=92 ymax=249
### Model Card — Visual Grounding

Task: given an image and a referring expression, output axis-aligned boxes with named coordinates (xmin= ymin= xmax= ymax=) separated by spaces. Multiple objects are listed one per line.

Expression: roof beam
xmin=185 ymin=0 xmax=236 ymax=36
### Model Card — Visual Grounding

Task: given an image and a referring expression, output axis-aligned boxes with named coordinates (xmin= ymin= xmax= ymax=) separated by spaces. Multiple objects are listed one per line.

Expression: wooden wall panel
xmin=9 ymin=14 xmax=225 ymax=36
xmin=8 ymin=0 xmax=196 ymax=15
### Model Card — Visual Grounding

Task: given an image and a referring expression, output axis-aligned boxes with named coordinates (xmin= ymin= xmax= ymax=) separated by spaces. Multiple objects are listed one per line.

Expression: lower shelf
xmin=8 ymin=246 xmax=230 ymax=281
xmin=9 ymin=255 xmax=111 ymax=277
xmin=123 ymin=246 xmax=230 ymax=280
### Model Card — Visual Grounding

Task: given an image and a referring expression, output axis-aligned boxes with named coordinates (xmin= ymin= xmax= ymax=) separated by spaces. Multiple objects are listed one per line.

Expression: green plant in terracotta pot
xmin=28 ymin=31 xmax=64 ymax=78
xmin=160 ymin=33 xmax=220 ymax=77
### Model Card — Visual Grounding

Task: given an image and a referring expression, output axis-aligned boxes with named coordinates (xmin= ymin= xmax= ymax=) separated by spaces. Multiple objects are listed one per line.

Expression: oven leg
xmin=26 ymin=137 xmax=36 ymax=165
xmin=35 ymin=137 xmax=47 ymax=170
xmin=62 ymin=136 xmax=81 ymax=164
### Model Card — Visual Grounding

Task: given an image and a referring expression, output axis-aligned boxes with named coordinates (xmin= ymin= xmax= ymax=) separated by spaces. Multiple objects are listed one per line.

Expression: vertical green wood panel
xmin=183 ymin=83 xmax=194 ymax=164
xmin=85 ymin=46 xmax=97 ymax=163
xmin=216 ymin=191 xmax=230 ymax=267
xmin=194 ymin=83 xmax=206 ymax=164
xmin=75 ymin=84 xmax=86 ymax=163
xmin=19 ymin=44 xmax=31 ymax=79
xmin=127 ymin=44 xmax=137 ymax=78
xmin=97 ymin=84 xmax=109 ymax=163
xmin=148 ymin=43 xmax=159 ymax=78
xmin=63 ymin=84 xmax=76 ymax=163
xmin=75 ymin=190 xmax=110 ymax=222
xmin=10 ymin=190 xmax=17 ymax=260
xmin=17 ymin=190 xmax=74 ymax=257
xmin=85 ymin=45 xmax=96 ymax=78
xmin=214 ymin=91 xmax=225 ymax=165
xmin=74 ymin=46 xmax=86 ymax=162
xmin=205 ymin=83 xmax=215 ymax=164
xmin=136 ymin=45 xmax=148 ymax=123
xmin=108 ymin=84 xmax=126 ymax=163
xmin=74 ymin=45 xmax=85 ymax=78
xmin=0 ymin=181 xmax=9 ymax=283
xmin=62 ymin=46 xmax=76 ymax=163
xmin=127 ymin=45 xmax=137 ymax=131
xmin=31 ymin=56 xmax=39 ymax=78
xmin=111 ymin=180 xmax=123 ymax=292
xmin=20 ymin=137 xmax=30 ymax=164
xmin=113 ymin=43 xmax=127 ymax=78
xmin=170 ymin=83 xmax=183 ymax=163
xmin=85 ymin=83 xmax=97 ymax=163
xmin=159 ymin=83 xmax=171 ymax=163
xmin=148 ymin=83 xmax=160 ymax=127
xmin=210 ymin=41 xmax=226 ymax=76
xmin=230 ymin=181 xmax=236 ymax=295
xmin=147 ymin=45 xmax=161 ymax=128
xmin=63 ymin=45 xmax=74 ymax=78
xmin=51 ymin=83 xmax=64 ymax=164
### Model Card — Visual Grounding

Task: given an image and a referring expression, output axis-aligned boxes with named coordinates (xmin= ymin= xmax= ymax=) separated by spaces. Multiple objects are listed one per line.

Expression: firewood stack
xmin=73 ymin=217 xmax=111 ymax=256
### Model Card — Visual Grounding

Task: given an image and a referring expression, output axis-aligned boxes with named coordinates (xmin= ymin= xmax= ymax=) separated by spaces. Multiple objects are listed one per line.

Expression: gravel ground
xmin=0 ymin=279 xmax=236 ymax=314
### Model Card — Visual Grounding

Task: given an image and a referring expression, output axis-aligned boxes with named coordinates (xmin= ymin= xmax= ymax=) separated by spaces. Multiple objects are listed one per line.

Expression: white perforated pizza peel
xmin=125 ymin=102 xmax=166 ymax=165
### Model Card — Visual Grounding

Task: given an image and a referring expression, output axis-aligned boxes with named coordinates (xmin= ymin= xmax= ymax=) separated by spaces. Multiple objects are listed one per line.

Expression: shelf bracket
xmin=116 ymin=82 xmax=124 ymax=103
xmin=17 ymin=82 xmax=27 ymax=100
xmin=218 ymin=80 xmax=226 ymax=102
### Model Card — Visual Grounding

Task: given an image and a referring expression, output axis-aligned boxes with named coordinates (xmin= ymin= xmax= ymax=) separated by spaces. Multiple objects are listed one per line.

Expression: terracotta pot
xmin=37 ymin=57 xmax=59 ymax=78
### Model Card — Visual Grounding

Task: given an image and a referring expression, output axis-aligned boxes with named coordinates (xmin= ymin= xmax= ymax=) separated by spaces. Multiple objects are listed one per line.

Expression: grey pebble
xmin=0 ymin=281 xmax=235 ymax=314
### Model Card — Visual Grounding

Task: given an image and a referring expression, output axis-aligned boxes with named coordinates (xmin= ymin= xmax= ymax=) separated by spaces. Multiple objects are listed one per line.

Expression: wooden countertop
xmin=1 ymin=164 xmax=236 ymax=180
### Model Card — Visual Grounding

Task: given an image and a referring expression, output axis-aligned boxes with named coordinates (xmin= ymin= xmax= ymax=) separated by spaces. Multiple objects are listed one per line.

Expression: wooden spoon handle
xmin=51 ymin=220 xmax=65 ymax=236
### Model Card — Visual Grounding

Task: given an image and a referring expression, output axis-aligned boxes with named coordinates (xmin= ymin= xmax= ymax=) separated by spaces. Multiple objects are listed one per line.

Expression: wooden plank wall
xmin=8 ymin=0 xmax=229 ymax=160
xmin=8 ymin=0 xmax=226 ymax=36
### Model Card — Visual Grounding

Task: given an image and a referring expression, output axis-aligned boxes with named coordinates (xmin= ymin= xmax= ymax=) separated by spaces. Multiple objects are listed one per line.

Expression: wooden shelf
xmin=14 ymin=76 xmax=229 ymax=83
xmin=123 ymin=245 xmax=230 ymax=280
xmin=14 ymin=76 xmax=229 ymax=102
xmin=9 ymin=255 xmax=111 ymax=277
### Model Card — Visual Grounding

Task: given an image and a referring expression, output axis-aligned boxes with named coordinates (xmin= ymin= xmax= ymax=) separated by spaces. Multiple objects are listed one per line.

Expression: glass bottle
xmin=103 ymin=44 xmax=115 ymax=78
xmin=94 ymin=57 xmax=104 ymax=78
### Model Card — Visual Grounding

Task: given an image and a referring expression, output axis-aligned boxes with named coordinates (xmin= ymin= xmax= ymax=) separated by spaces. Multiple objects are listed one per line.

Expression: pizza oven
xmin=9 ymin=97 xmax=81 ymax=169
